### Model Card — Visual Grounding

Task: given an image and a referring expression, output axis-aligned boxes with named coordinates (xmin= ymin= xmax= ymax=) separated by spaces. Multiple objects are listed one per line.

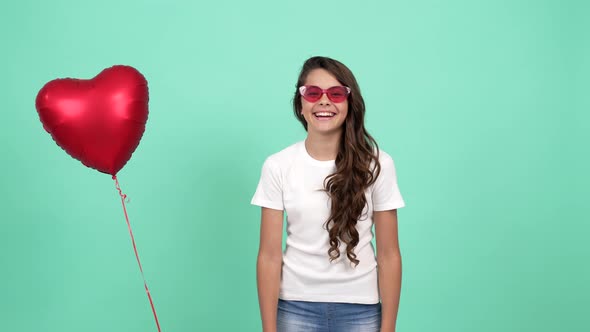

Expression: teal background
xmin=1 ymin=0 xmax=588 ymax=331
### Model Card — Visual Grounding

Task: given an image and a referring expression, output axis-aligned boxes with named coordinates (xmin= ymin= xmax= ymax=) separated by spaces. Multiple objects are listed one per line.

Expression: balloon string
xmin=113 ymin=175 xmax=162 ymax=332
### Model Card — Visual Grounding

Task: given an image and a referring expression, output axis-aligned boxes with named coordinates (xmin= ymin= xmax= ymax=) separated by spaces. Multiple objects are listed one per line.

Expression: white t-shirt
xmin=251 ymin=141 xmax=405 ymax=304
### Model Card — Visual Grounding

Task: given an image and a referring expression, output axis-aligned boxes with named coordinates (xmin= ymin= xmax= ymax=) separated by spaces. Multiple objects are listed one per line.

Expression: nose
xmin=318 ymin=92 xmax=331 ymax=105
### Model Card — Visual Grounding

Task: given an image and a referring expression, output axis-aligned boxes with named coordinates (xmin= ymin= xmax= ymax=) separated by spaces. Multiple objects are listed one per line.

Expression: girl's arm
xmin=257 ymin=207 xmax=284 ymax=332
xmin=375 ymin=209 xmax=402 ymax=332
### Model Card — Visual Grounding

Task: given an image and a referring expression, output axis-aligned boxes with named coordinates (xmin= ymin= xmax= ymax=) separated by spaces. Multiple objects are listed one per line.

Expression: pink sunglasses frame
xmin=298 ymin=85 xmax=351 ymax=103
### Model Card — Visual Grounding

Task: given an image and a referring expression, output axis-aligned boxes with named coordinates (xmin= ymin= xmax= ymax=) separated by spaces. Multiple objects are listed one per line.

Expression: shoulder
xmin=376 ymin=149 xmax=395 ymax=167
xmin=264 ymin=141 xmax=302 ymax=167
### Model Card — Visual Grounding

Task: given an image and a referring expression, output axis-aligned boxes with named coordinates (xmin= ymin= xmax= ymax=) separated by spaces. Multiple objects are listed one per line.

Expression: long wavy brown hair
xmin=292 ymin=56 xmax=381 ymax=267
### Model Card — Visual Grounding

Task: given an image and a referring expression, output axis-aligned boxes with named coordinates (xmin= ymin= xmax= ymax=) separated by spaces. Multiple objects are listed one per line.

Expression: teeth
xmin=315 ymin=112 xmax=335 ymax=117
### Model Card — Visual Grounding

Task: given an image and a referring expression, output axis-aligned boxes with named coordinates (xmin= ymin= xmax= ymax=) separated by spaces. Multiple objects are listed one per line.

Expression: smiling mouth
xmin=313 ymin=111 xmax=336 ymax=119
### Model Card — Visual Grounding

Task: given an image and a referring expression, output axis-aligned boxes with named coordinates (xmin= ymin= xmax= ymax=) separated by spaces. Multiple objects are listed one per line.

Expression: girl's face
xmin=300 ymin=69 xmax=349 ymax=136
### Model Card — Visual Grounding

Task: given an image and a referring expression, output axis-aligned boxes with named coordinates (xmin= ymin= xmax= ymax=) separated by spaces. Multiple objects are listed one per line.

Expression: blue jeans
xmin=277 ymin=299 xmax=382 ymax=332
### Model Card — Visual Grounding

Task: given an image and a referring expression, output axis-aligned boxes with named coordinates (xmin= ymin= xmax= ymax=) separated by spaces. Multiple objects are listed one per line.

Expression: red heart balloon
xmin=36 ymin=65 xmax=149 ymax=176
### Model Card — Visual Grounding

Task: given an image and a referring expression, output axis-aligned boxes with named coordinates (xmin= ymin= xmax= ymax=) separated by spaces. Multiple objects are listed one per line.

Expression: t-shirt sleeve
xmin=251 ymin=157 xmax=284 ymax=211
xmin=372 ymin=152 xmax=406 ymax=211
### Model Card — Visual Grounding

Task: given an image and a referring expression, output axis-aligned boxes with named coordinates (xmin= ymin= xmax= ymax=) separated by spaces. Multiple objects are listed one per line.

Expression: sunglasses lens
xmin=302 ymin=86 xmax=322 ymax=102
xmin=327 ymin=86 xmax=349 ymax=102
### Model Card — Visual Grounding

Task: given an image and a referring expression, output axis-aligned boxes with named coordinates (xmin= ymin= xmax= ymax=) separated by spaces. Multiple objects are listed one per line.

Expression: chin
xmin=309 ymin=125 xmax=344 ymax=135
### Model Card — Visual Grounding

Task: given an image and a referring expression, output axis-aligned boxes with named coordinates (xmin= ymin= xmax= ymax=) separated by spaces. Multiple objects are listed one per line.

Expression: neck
xmin=305 ymin=130 xmax=342 ymax=161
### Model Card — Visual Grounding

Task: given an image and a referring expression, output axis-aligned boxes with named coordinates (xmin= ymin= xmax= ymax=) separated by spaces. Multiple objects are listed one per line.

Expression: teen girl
xmin=252 ymin=56 xmax=405 ymax=332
